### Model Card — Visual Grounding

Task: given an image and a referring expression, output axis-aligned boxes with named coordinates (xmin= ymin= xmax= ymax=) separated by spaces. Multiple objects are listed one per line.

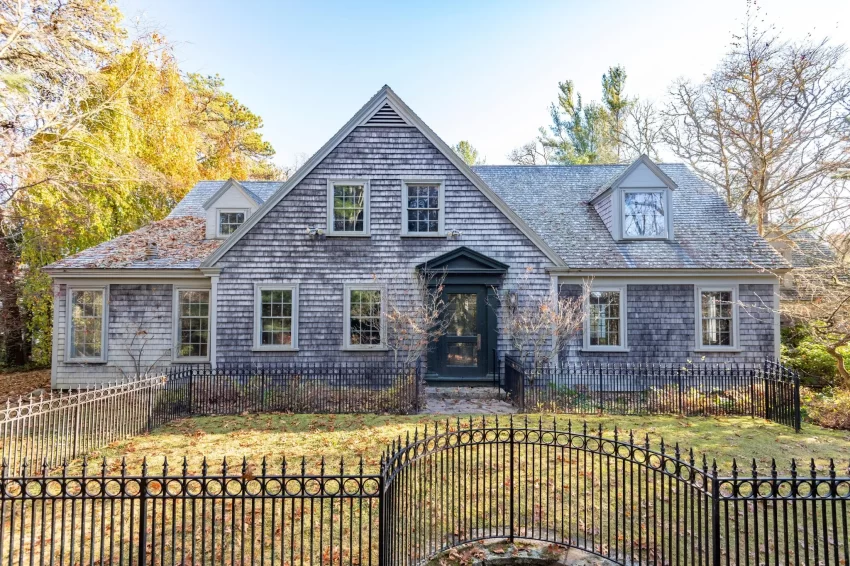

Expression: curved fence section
xmin=381 ymin=417 xmax=715 ymax=565
xmin=2 ymin=419 xmax=848 ymax=565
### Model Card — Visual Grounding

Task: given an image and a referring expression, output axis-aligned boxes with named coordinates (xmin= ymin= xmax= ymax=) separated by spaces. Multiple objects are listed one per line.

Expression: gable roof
xmin=590 ymin=154 xmax=678 ymax=202
xmin=169 ymin=180 xmax=284 ymax=219
xmin=202 ymin=178 xmax=265 ymax=209
xmin=473 ymin=164 xmax=789 ymax=270
xmin=200 ymin=85 xmax=566 ymax=268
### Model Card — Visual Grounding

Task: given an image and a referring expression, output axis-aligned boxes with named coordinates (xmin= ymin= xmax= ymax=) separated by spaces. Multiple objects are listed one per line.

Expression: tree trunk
xmin=0 ymin=223 xmax=28 ymax=367
xmin=826 ymin=345 xmax=850 ymax=389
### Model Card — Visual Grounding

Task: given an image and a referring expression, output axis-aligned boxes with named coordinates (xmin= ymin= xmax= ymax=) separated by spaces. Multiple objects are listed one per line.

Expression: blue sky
xmin=118 ymin=0 xmax=850 ymax=168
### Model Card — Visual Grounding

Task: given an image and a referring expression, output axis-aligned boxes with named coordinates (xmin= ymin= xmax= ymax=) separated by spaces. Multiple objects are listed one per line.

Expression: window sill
xmin=172 ymin=358 xmax=210 ymax=364
xmin=252 ymin=347 xmax=299 ymax=353
xmin=400 ymin=233 xmax=446 ymax=238
xmin=64 ymin=358 xmax=107 ymax=365
xmin=342 ymin=347 xmax=389 ymax=352
xmin=580 ymin=347 xmax=631 ymax=353
xmin=694 ymin=348 xmax=743 ymax=354
xmin=325 ymin=233 xmax=372 ymax=238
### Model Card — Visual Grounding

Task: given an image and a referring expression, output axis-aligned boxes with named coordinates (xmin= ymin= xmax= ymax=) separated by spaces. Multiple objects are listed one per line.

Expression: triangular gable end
xmin=202 ymin=179 xmax=264 ymax=210
xmin=590 ymin=155 xmax=678 ymax=204
xmin=416 ymin=247 xmax=509 ymax=274
xmin=360 ymin=101 xmax=409 ymax=127
xmin=201 ymin=86 xmax=567 ymax=268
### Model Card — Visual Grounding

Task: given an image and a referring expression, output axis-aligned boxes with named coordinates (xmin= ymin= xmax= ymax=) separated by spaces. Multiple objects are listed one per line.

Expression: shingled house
xmin=44 ymin=86 xmax=788 ymax=388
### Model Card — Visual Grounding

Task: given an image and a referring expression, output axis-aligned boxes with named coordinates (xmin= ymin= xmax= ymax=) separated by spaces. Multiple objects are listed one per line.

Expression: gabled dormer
xmin=590 ymin=155 xmax=677 ymax=242
xmin=203 ymin=179 xmax=263 ymax=239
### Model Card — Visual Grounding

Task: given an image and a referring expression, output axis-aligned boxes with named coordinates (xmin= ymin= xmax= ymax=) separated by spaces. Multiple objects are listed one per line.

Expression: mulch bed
xmin=0 ymin=369 xmax=51 ymax=404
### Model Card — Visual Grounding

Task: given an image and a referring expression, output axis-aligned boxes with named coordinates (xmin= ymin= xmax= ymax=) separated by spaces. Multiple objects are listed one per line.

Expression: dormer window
xmin=623 ymin=190 xmax=667 ymax=239
xmin=590 ymin=155 xmax=677 ymax=243
xmin=217 ymin=209 xmax=247 ymax=237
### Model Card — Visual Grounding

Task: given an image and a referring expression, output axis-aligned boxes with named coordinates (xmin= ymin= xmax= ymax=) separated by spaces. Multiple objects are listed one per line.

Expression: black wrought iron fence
xmin=1 ymin=361 xmax=420 ymax=475
xmin=503 ymin=356 xmax=802 ymax=430
xmin=165 ymin=361 xmax=421 ymax=416
xmin=2 ymin=418 xmax=847 ymax=566
xmin=0 ymin=456 xmax=380 ymax=566
xmin=381 ymin=417 xmax=848 ymax=566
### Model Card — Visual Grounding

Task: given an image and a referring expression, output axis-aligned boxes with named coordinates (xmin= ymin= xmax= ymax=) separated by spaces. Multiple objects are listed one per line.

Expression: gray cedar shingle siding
xmin=53 ymin=284 xmax=173 ymax=388
xmin=559 ymin=283 xmax=776 ymax=363
xmin=214 ymin=126 xmax=554 ymax=364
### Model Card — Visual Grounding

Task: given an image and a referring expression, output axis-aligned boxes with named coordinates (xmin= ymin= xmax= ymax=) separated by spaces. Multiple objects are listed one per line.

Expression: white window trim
xmin=695 ymin=285 xmax=741 ymax=352
xmin=327 ymin=179 xmax=371 ymax=236
xmin=400 ymin=178 xmax=446 ymax=237
xmin=343 ymin=282 xmax=388 ymax=351
xmin=216 ymin=208 xmax=250 ymax=239
xmin=582 ymin=286 xmax=629 ymax=352
xmin=620 ymin=188 xmax=672 ymax=240
xmin=172 ymin=286 xmax=212 ymax=363
xmin=253 ymin=283 xmax=299 ymax=351
xmin=65 ymin=285 xmax=109 ymax=363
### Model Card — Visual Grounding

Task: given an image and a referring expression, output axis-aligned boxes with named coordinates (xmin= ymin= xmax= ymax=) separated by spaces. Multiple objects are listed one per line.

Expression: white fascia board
xmin=46 ymin=268 xmax=212 ymax=284
xmin=548 ymin=268 xmax=786 ymax=277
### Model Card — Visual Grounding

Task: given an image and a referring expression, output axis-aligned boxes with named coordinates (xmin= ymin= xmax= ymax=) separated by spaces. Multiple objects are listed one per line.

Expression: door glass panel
xmin=446 ymin=293 xmax=477 ymax=336
xmin=447 ymin=343 xmax=477 ymax=366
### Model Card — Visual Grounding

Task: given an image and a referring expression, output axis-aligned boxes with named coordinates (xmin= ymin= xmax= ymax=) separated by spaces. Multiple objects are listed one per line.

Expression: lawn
xmin=7 ymin=413 xmax=849 ymax=566
xmin=85 ymin=413 xmax=850 ymax=476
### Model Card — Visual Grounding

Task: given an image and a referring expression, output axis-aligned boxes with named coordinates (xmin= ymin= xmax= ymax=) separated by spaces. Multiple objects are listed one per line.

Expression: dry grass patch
xmin=81 ymin=413 xmax=850 ymax=476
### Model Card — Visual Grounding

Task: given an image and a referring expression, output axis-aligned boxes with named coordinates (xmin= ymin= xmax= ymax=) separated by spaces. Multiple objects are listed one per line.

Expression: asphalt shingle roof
xmin=472 ymin=163 xmax=788 ymax=270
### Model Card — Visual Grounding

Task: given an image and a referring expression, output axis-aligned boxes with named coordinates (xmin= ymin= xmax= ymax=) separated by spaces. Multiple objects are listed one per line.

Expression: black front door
xmin=433 ymin=285 xmax=490 ymax=378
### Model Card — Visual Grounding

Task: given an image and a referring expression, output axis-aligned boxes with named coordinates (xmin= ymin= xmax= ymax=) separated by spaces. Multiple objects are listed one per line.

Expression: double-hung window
xmin=67 ymin=287 xmax=108 ymax=362
xmin=696 ymin=287 xmax=738 ymax=350
xmin=217 ymin=209 xmax=247 ymax=237
xmin=328 ymin=180 xmax=370 ymax=236
xmin=584 ymin=287 xmax=627 ymax=350
xmin=402 ymin=180 xmax=444 ymax=235
xmin=254 ymin=284 xmax=298 ymax=350
xmin=622 ymin=190 xmax=668 ymax=239
xmin=174 ymin=289 xmax=210 ymax=361
xmin=343 ymin=283 xmax=385 ymax=349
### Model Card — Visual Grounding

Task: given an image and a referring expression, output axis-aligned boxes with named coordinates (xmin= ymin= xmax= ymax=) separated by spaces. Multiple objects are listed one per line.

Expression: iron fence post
xmin=72 ymin=403 xmax=81 ymax=459
xmin=188 ymin=368 xmax=194 ymax=416
xmin=138 ymin=474 xmax=148 ymax=566
xmin=711 ymin=472 xmax=721 ymax=566
xmin=597 ymin=365 xmax=604 ymax=413
xmin=793 ymin=372 xmax=802 ymax=432
xmin=509 ymin=419 xmax=515 ymax=542
xmin=749 ymin=368 xmax=755 ymax=418
xmin=378 ymin=472 xmax=386 ymax=566
xmin=416 ymin=359 xmax=422 ymax=412
xmin=677 ymin=366 xmax=684 ymax=415
xmin=260 ymin=366 xmax=266 ymax=413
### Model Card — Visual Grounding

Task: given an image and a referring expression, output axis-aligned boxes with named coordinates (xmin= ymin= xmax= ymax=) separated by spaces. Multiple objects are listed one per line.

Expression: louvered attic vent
xmin=364 ymin=103 xmax=407 ymax=126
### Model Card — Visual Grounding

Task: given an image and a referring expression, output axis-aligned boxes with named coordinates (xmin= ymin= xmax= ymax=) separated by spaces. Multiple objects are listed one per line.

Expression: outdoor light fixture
xmin=305 ymin=227 xmax=325 ymax=239
xmin=446 ymin=229 xmax=462 ymax=239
